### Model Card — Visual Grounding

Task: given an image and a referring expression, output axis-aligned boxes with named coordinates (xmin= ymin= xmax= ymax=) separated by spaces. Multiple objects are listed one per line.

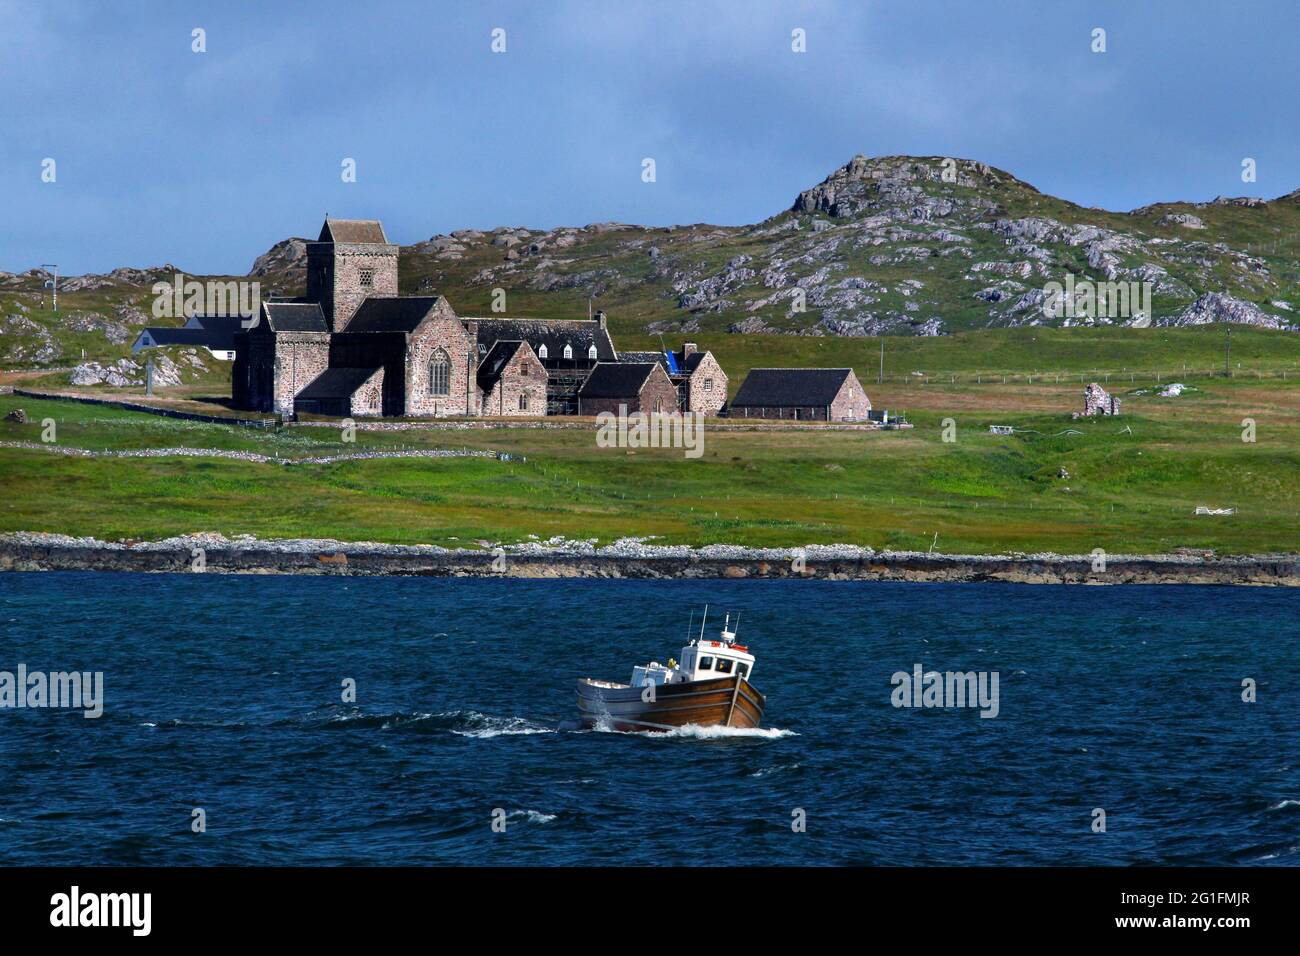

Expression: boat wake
xmin=580 ymin=720 xmax=796 ymax=740
xmin=657 ymin=723 xmax=797 ymax=740
xmin=305 ymin=707 xmax=554 ymax=737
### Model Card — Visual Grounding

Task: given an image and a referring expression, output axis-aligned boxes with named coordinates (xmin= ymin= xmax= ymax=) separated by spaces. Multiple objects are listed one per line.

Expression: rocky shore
xmin=1 ymin=532 xmax=1297 ymax=585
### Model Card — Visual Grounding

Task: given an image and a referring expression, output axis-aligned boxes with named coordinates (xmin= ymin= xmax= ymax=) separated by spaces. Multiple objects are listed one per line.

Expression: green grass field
xmin=3 ymin=355 xmax=1297 ymax=554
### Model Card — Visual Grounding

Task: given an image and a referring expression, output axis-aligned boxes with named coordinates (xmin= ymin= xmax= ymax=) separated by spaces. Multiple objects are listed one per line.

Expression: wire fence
xmin=871 ymin=366 xmax=1300 ymax=387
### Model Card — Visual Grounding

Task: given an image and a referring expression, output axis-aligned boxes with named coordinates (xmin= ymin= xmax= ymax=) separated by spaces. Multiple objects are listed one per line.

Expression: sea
xmin=1 ymin=573 xmax=1296 ymax=866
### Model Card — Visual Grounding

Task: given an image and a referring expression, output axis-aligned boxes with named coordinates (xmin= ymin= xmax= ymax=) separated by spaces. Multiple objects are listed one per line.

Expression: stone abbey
xmin=232 ymin=218 xmax=727 ymax=420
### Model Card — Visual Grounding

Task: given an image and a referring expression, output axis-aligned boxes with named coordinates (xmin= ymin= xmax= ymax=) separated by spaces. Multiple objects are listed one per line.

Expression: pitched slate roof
xmin=578 ymin=362 xmax=660 ymax=398
xmin=465 ymin=318 xmax=617 ymax=363
xmin=344 ymin=296 xmax=443 ymax=334
xmin=187 ymin=315 xmax=249 ymax=339
xmin=263 ymin=301 xmax=329 ymax=333
xmin=296 ymin=367 xmax=382 ymax=400
xmin=620 ymin=350 xmax=670 ymax=370
xmin=619 ymin=349 xmax=710 ymax=375
xmin=476 ymin=340 xmax=525 ymax=392
xmin=730 ymin=368 xmax=855 ymax=407
xmin=137 ymin=327 xmax=238 ymax=351
xmin=318 ymin=219 xmax=389 ymax=244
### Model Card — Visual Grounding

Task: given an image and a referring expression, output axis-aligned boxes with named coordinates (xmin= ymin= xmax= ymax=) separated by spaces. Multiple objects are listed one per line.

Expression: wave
xmin=1268 ymin=799 xmax=1300 ymax=811
xmin=308 ymin=707 xmax=554 ymax=738
xmin=505 ymin=809 xmax=557 ymax=825
xmin=749 ymin=762 xmax=801 ymax=777
xmin=449 ymin=713 xmax=555 ymax=739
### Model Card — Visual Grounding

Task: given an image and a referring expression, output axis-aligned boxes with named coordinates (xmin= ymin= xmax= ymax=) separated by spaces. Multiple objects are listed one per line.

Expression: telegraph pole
xmin=1225 ymin=325 xmax=1232 ymax=377
xmin=878 ymin=336 xmax=884 ymax=384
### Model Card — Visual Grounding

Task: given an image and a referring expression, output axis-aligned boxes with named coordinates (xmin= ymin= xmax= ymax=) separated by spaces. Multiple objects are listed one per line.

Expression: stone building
xmin=476 ymin=340 xmax=547 ymax=417
xmin=231 ymin=217 xmax=729 ymax=420
xmin=728 ymin=368 xmax=871 ymax=421
xmin=620 ymin=342 xmax=727 ymax=416
xmin=577 ymin=362 xmax=679 ymax=416
xmin=1081 ymin=382 xmax=1121 ymax=416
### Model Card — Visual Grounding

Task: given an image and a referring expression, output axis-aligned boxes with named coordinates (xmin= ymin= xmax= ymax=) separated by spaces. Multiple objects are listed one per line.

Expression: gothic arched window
xmin=563 ymin=344 xmax=573 ymax=360
xmin=588 ymin=344 xmax=598 ymax=360
xmin=429 ymin=348 xmax=450 ymax=396
xmin=538 ymin=344 xmax=548 ymax=360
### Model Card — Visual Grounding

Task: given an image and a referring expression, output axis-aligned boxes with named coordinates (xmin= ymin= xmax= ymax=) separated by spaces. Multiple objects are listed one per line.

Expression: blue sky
xmin=1 ymin=0 xmax=1296 ymax=274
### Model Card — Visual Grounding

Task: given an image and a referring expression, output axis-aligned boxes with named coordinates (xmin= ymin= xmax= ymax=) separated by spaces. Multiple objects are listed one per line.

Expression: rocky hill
xmin=3 ymin=154 xmax=1298 ymax=370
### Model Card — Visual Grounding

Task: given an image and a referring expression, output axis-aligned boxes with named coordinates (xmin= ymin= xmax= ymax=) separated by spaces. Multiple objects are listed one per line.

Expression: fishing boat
xmin=575 ymin=608 xmax=766 ymax=732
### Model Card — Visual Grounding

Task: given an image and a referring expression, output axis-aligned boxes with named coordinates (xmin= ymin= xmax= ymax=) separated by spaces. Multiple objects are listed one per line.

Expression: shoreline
xmin=2 ymin=532 xmax=1297 ymax=585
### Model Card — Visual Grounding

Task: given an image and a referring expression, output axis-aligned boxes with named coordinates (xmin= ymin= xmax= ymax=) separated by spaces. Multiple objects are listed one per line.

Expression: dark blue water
xmin=1 ymin=573 xmax=1297 ymax=865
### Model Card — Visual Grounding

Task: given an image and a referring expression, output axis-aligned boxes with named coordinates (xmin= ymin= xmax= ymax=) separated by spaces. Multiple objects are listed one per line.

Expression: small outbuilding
xmin=728 ymin=368 xmax=871 ymax=421
xmin=578 ymin=362 xmax=678 ymax=416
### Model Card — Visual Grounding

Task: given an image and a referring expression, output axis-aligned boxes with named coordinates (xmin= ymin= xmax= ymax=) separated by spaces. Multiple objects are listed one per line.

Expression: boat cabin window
xmin=715 ymin=659 xmax=733 ymax=674
xmin=736 ymin=662 xmax=749 ymax=678
xmin=698 ymin=656 xmax=714 ymax=671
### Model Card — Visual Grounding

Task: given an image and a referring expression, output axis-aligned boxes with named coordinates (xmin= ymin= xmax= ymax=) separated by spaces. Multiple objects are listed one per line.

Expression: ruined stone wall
xmin=1083 ymin=382 xmax=1121 ymax=416
xmin=830 ymin=372 xmax=872 ymax=421
xmin=686 ymin=352 xmax=727 ymax=416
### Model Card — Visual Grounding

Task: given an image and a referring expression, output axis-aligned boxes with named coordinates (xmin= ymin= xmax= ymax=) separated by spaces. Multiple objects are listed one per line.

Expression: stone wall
xmin=735 ymin=404 xmax=830 ymax=421
xmin=350 ymin=368 xmax=385 ymax=417
xmin=405 ymin=301 xmax=475 ymax=416
xmin=482 ymin=345 xmax=547 ymax=416
xmin=829 ymin=371 xmax=872 ymax=421
xmin=271 ymin=335 xmax=331 ymax=417
xmin=307 ymin=241 xmax=399 ymax=331
xmin=1083 ymin=382 xmax=1121 ymax=416
xmin=580 ymin=365 xmax=679 ymax=416
xmin=686 ymin=351 xmax=727 ymax=416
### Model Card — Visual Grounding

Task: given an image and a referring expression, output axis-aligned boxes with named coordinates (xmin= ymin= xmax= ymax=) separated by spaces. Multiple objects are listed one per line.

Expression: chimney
xmin=683 ymin=342 xmax=698 ymax=357
xmin=594 ymin=310 xmax=606 ymax=328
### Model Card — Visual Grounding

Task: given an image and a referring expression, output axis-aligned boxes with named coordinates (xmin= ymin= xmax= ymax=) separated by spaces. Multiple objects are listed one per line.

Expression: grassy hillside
xmin=4 ymin=155 xmax=1299 ymax=380
xmin=3 ymin=376 xmax=1296 ymax=555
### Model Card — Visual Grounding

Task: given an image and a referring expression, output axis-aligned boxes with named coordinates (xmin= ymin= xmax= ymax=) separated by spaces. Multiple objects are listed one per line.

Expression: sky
xmin=1 ymin=0 xmax=1297 ymax=274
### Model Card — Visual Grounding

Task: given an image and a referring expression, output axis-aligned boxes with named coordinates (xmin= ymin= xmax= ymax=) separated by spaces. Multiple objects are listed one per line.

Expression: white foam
xmin=749 ymin=762 xmax=801 ymax=777
xmin=658 ymin=723 xmax=798 ymax=740
xmin=451 ymin=714 xmax=556 ymax=739
xmin=506 ymin=809 xmax=557 ymax=824
xmin=1268 ymin=799 xmax=1300 ymax=810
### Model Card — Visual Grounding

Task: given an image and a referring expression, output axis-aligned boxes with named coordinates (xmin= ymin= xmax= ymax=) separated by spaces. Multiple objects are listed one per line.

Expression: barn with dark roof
xmin=728 ymin=368 xmax=870 ymax=421
xmin=577 ymin=362 xmax=678 ymax=417
xmin=618 ymin=342 xmax=727 ymax=416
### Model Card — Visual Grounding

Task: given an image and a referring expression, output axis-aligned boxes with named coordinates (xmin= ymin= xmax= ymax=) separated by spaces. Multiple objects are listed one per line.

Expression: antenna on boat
xmin=686 ymin=608 xmax=696 ymax=644
xmin=698 ymin=605 xmax=708 ymax=642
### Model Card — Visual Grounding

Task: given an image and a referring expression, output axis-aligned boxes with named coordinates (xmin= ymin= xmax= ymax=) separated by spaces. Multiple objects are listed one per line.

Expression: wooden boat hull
xmin=575 ymin=675 xmax=766 ymax=732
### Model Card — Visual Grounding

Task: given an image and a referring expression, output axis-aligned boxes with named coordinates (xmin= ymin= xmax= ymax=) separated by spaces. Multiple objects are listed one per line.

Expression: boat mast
xmin=698 ymin=605 xmax=708 ymax=641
